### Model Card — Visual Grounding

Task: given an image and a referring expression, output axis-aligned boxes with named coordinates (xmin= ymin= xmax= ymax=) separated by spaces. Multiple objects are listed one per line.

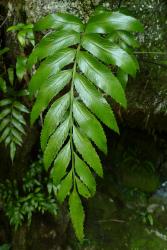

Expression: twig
xmin=140 ymin=59 xmax=167 ymax=68
xmin=97 ymin=219 xmax=125 ymax=223
xmin=0 ymin=15 xmax=8 ymax=29
xmin=134 ymin=51 xmax=167 ymax=55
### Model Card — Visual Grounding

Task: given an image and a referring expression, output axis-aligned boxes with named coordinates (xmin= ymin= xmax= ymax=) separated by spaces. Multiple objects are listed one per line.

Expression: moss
xmin=130 ymin=227 xmax=167 ymax=250
xmin=117 ymin=159 xmax=160 ymax=193
xmin=72 ymin=191 xmax=167 ymax=250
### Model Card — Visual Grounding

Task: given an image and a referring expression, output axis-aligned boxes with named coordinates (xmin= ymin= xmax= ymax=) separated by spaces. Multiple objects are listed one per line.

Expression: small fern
xmin=28 ymin=8 xmax=143 ymax=241
xmin=0 ymin=42 xmax=30 ymax=161
xmin=0 ymin=98 xmax=28 ymax=161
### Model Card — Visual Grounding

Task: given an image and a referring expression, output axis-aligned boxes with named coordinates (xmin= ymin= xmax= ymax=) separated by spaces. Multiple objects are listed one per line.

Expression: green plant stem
xmin=69 ymin=45 xmax=80 ymax=188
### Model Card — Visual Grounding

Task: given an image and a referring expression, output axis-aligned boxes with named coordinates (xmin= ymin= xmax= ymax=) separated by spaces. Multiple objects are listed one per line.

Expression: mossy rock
xmin=118 ymin=159 xmax=160 ymax=193
xmin=130 ymin=228 xmax=167 ymax=250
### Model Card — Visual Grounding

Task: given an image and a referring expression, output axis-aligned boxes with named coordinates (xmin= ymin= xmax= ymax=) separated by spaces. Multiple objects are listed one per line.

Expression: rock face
xmin=12 ymin=213 xmax=69 ymax=250
xmin=149 ymin=181 xmax=167 ymax=207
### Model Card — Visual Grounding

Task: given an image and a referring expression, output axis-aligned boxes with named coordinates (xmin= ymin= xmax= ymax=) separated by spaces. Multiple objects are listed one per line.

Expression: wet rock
xmin=150 ymin=181 xmax=167 ymax=205
xmin=146 ymin=181 xmax=167 ymax=229
xmin=147 ymin=181 xmax=167 ymax=217
xmin=70 ymin=190 xmax=167 ymax=250
xmin=12 ymin=211 xmax=69 ymax=250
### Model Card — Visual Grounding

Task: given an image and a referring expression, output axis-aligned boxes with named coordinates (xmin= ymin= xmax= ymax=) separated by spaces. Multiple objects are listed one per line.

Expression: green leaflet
xmin=85 ymin=11 xmax=144 ymax=33
xmin=41 ymin=93 xmax=70 ymax=151
xmin=16 ymin=55 xmax=27 ymax=81
xmin=117 ymin=69 xmax=128 ymax=89
xmin=93 ymin=6 xmax=106 ymax=15
xmin=13 ymin=137 xmax=22 ymax=147
xmin=28 ymin=48 xmax=75 ymax=94
xmin=77 ymin=51 xmax=126 ymax=107
xmin=0 ymin=99 xmax=12 ymax=107
xmin=75 ymin=154 xmax=96 ymax=196
xmin=8 ymin=25 xmax=33 ymax=50
xmin=51 ymin=141 xmax=71 ymax=185
xmin=76 ymin=177 xmax=91 ymax=198
xmin=57 ymin=171 xmax=73 ymax=203
xmin=107 ymin=32 xmax=140 ymax=71
xmin=30 ymin=30 xmax=80 ymax=63
xmin=0 ymin=47 xmax=9 ymax=56
xmin=10 ymin=142 xmax=16 ymax=162
xmin=29 ymin=8 xmax=142 ymax=241
xmin=69 ymin=189 xmax=85 ymax=241
xmin=8 ymin=68 xmax=14 ymax=86
xmin=5 ymin=135 xmax=11 ymax=146
xmin=73 ymin=100 xmax=107 ymax=154
xmin=0 ymin=76 xmax=7 ymax=93
xmin=11 ymin=120 xmax=25 ymax=134
xmin=81 ymin=34 xmax=137 ymax=77
xmin=13 ymin=101 xmax=29 ymax=113
xmin=17 ymin=30 xmax=26 ymax=47
xmin=116 ymin=31 xmax=140 ymax=48
xmin=74 ymin=73 xmax=119 ymax=133
xmin=44 ymin=116 xmax=70 ymax=169
xmin=12 ymin=109 xmax=26 ymax=125
xmin=17 ymin=89 xmax=29 ymax=97
xmin=0 ymin=127 xmax=10 ymax=142
xmin=31 ymin=70 xmax=72 ymax=124
xmin=11 ymin=128 xmax=23 ymax=143
xmin=73 ymin=126 xmax=103 ymax=177
xmin=0 ymin=108 xmax=11 ymax=119
xmin=34 ymin=13 xmax=84 ymax=32
xmin=0 ymin=118 xmax=10 ymax=132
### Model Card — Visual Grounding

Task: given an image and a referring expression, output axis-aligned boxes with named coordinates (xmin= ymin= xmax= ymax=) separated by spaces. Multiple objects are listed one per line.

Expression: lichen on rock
xmin=24 ymin=0 xmax=110 ymax=22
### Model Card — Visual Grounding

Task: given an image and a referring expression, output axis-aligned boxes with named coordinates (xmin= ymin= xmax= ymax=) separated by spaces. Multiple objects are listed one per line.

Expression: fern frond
xmin=0 ymin=98 xmax=28 ymax=161
xmin=29 ymin=9 xmax=143 ymax=241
